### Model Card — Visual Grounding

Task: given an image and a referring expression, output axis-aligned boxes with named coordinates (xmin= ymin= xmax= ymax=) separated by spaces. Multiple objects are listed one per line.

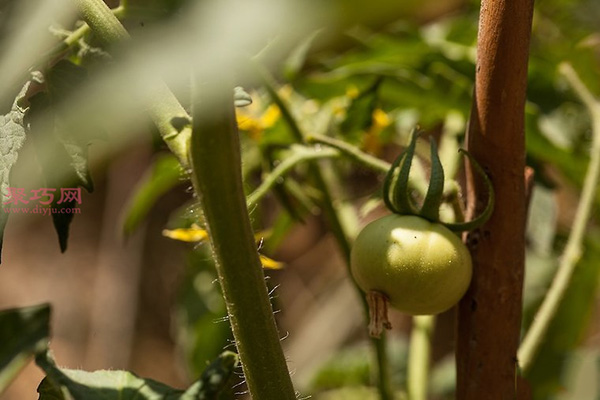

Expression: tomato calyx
xmin=382 ymin=129 xmax=494 ymax=231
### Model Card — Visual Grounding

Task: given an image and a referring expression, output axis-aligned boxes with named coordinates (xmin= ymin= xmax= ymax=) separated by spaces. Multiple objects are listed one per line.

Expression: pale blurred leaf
xmin=0 ymin=78 xmax=29 ymax=261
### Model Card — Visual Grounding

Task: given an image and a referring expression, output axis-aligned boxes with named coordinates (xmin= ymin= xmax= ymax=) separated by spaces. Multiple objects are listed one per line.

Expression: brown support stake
xmin=457 ymin=1 xmax=534 ymax=399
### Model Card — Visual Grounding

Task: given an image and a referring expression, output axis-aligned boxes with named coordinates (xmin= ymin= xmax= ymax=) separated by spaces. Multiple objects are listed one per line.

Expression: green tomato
xmin=351 ymin=214 xmax=472 ymax=315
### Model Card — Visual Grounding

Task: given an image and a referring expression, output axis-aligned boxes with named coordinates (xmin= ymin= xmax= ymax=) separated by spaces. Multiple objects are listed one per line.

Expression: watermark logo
xmin=2 ymin=187 xmax=82 ymax=216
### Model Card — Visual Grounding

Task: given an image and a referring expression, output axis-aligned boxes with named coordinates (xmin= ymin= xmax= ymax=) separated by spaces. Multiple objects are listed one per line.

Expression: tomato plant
xmin=0 ymin=0 xmax=599 ymax=400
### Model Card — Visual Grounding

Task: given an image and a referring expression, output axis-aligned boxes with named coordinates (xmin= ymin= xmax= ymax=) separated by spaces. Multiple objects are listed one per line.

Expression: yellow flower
xmin=236 ymin=104 xmax=281 ymax=140
xmin=346 ymin=85 xmax=360 ymax=99
xmin=362 ymin=108 xmax=392 ymax=156
xmin=162 ymin=225 xmax=283 ymax=269
xmin=162 ymin=224 xmax=208 ymax=242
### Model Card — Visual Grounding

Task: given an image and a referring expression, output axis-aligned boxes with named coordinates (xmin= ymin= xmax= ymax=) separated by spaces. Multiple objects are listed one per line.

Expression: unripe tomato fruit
xmin=351 ymin=214 xmax=472 ymax=315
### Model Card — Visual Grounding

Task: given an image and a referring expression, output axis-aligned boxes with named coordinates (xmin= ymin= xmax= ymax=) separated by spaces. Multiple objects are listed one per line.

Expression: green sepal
xmin=382 ymin=152 xmax=404 ymax=214
xmin=445 ymin=149 xmax=495 ymax=232
xmin=391 ymin=129 xmax=420 ymax=215
xmin=419 ymin=139 xmax=445 ymax=222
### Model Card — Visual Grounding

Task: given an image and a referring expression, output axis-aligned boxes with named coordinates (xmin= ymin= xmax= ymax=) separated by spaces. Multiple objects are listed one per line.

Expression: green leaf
xmin=174 ymin=247 xmax=232 ymax=378
xmin=45 ymin=60 xmax=94 ymax=193
xmin=283 ymin=29 xmax=322 ymax=81
xmin=0 ymin=79 xmax=32 ymax=262
xmin=22 ymin=61 xmax=98 ymax=253
xmin=121 ymin=154 xmax=184 ymax=236
xmin=0 ymin=304 xmax=51 ymax=394
xmin=184 ymin=351 xmax=239 ymax=399
xmin=27 ymin=93 xmax=79 ymax=252
xmin=36 ymin=350 xmax=239 ymax=400
xmin=309 ymin=337 xmax=408 ymax=393
xmin=310 ymin=344 xmax=372 ymax=390
xmin=313 ymin=386 xmax=381 ymax=400
xmin=525 ymin=229 xmax=600 ymax=399
xmin=554 ymin=348 xmax=599 ymax=400
xmin=340 ymin=78 xmax=382 ymax=143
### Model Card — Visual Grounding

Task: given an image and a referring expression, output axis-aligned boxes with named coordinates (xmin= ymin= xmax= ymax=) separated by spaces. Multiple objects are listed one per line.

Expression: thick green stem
xmin=257 ymin=64 xmax=393 ymax=400
xmin=190 ymin=77 xmax=296 ymax=399
xmin=407 ymin=315 xmax=435 ymax=400
xmin=518 ymin=63 xmax=600 ymax=374
xmin=74 ymin=0 xmax=191 ymax=167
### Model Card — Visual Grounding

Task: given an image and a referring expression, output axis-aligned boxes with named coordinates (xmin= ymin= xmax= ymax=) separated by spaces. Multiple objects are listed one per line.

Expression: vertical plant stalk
xmin=74 ymin=0 xmax=191 ymax=167
xmin=457 ymin=0 xmax=534 ymax=399
xmin=190 ymin=78 xmax=296 ymax=400
xmin=518 ymin=63 xmax=600 ymax=373
xmin=256 ymin=64 xmax=394 ymax=400
xmin=407 ymin=315 xmax=435 ymax=400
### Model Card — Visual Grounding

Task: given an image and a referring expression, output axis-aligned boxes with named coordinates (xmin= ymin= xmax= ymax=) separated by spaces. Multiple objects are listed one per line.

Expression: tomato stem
xmin=74 ymin=0 xmax=192 ymax=168
xmin=366 ymin=291 xmax=392 ymax=338
xmin=190 ymin=76 xmax=296 ymax=399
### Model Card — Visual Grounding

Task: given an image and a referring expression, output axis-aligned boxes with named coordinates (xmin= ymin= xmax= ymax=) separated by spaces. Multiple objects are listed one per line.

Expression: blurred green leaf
xmin=36 ymin=350 xmax=239 ymax=400
xmin=262 ymin=208 xmax=295 ymax=255
xmin=340 ymin=78 xmax=382 ymax=143
xmin=283 ymin=29 xmax=323 ymax=81
xmin=121 ymin=153 xmax=184 ymax=236
xmin=525 ymin=229 xmax=600 ymax=399
xmin=0 ymin=78 xmax=30 ymax=262
xmin=25 ymin=60 xmax=99 ymax=252
xmin=27 ymin=93 xmax=80 ymax=252
xmin=309 ymin=337 xmax=408 ymax=393
xmin=0 ymin=304 xmax=50 ymax=394
xmin=312 ymin=386 xmax=382 ymax=400
xmin=555 ymin=349 xmax=599 ymax=400
xmin=429 ymin=355 xmax=456 ymax=400
xmin=45 ymin=60 xmax=95 ymax=193
xmin=537 ymin=102 xmax=590 ymax=150
xmin=174 ymin=247 xmax=232 ymax=378
xmin=310 ymin=344 xmax=371 ymax=390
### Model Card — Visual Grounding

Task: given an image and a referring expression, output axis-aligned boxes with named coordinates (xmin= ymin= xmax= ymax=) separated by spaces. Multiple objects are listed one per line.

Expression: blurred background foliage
xmin=0 ymin=0 xmax=599 ymax=399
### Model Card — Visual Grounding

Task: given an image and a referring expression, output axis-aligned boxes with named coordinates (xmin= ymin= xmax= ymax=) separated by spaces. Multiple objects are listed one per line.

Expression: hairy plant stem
xmin=190 ymin=77 xmax=296 ymax=400
xmin=407 ymin=315 xmax=435 ymax=400
xmin=46 ymin=4 xmax=126 ymax=60
xmin=518 ymin=63 xmax=600 ymax=374
xmin=256 ymin=64 xmax=393 ymax=400
xmin=74 ymin=0 xmax=191 ymax=168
